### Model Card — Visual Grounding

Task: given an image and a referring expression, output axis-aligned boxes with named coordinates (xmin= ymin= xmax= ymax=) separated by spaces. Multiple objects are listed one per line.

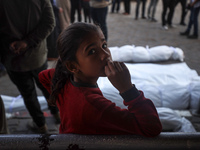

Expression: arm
xmin=23 ymin=0 xmax=55 ymax=48
xmin=103 ymin=61 xmax=162 ymax=136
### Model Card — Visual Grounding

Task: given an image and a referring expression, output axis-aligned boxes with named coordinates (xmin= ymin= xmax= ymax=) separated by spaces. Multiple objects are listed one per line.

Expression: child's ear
xmin=65 ymin=61 xmax=79 ymax=74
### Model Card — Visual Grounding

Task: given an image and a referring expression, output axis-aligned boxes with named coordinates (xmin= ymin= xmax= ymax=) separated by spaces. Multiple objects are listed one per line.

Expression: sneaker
xmin=53 ymin=112 xmax=61 ymax=124
xmin=187 ymin=35 xmax=198 ymax=39
xmin=162 ymin=25 xmax=168 ymax=30
xmin=27 ymin=120 xmax=48 ymax=134
xmin=180 ymin=22 xmax=186 ymax=26
xmin=180 ymin=31 xmax=189 ymax=36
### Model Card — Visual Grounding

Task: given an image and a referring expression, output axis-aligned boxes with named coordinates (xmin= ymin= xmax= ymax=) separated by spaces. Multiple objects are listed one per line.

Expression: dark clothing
xmin=162 ymin=0 xmax=176 ymax=26
xmin=186 ymin=6 xmax=200 ymax=36
xmin=136 ymin=0 xmax=147 ymax=18
xmin=70 ymin=0 xmax=82 ymax=23
xmin=0 ymin=0 xmax=55 ymax=72
xmin=124 ymin=0 xmax=131 ymax=14
xmin=47 ymin=0 xmax=61 ymax=59
xmin=0 ymin=0 xmax=58 ymax=128
xmin=111 ymin=0 xmax=121 ymax=13
xmin=81 ymin=0 xmax=92 ymax=23
xmin=91 ymin=7 xmax=108 ymax=41
xmin=175 ymin=0 xmax=187 ymax=24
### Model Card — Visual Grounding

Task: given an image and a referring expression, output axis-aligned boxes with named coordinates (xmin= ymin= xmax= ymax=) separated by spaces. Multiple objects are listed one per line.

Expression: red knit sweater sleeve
xmin=38 ymin=68 xmax=55 ymax=93
xmin=88 ymin=90 xmax=162 ymax=137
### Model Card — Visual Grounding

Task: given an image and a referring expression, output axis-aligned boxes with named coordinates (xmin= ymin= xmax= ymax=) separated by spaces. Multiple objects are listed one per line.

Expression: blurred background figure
xmin=0 ymin=0 xmax=59 ymax=133
xmin=47 ymin=0 xmax=62 ymax=61
xmin=135 ymin=0 xmax=147 ymax=20
xmin=70 ymin=0 xmax=82 ymax=23
xmin=180 ymin=0 xmax=200 ymax=39
xmin=81 ymin=0 xmax=92 ymax=23
xmin=147 ymin=0 xmax=158 ymax=22
xmin=56 ymin=0 xmax=71 ymax=30
xmin=123 ymin=0 xmax=131 ymax=15
xmin=174 ymin=0 xmax=187 ymax=26
xmin=90 ymin=0 xmax=111 ymax=41
xmin=111 ymin=0 xmax=121 ymax=13
xmin=161 ymin=0 xmax=176 ymax=30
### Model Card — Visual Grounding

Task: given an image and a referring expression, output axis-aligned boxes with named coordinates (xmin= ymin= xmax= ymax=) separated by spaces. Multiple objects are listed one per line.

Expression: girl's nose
xmin=100 ymin=48 xmax=111 ymax=61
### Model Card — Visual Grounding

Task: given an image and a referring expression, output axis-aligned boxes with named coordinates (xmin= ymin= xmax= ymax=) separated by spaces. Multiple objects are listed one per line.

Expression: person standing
xmin=111 ymin=0 xmax=121 ymax=13
xmin=161 ymin=0 xmax=176 ymax=30
xmin=90 ymin=0 xmax=111 ymax=41
xmin=81 ymin=0 xmax=92 ymax=23
xmin=180 ymin=0 xmax=200 ymax=39
xmin=0 ymin=0 xmax=60 ymax=133
xmin=123 ymin=0 xmax=131 ymax=15
xmin=147 ymin=0 xmax=158 ymax=22
xmin=174 ymin=0 xmax=187 ymax=26
xmin=135 ymin=0 xmax=147 ymax=19
xmin=70 ymin=0 xmax=82 ymax=23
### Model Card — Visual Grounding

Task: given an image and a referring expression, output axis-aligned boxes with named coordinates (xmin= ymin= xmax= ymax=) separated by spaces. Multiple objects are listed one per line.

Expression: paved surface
xmin=0 ymin=1 xmax=200 ymax=134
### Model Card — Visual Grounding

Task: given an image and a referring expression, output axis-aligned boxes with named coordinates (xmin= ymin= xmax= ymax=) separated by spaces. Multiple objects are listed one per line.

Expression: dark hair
xmin=49 ymin=22 xmax=101 ymax=105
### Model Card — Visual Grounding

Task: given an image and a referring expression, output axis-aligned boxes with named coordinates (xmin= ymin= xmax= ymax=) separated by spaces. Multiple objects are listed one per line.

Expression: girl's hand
xmin=105 ymin=61 xmax=133 ymax=93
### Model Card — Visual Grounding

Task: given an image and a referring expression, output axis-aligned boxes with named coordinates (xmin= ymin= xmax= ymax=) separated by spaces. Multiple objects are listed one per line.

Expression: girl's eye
xmin=102 ymin=43 xmax=107 ymax=49
xmin=88 ymin=49 xmax=96 ymax=55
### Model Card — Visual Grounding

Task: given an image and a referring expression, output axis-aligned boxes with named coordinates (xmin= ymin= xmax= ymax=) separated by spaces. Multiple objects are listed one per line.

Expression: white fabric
xmin=109 ymin=45 xmax=184 ymax=62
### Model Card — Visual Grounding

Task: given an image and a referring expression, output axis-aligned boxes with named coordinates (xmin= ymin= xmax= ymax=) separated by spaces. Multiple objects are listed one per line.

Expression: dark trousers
xmin=91 ymin=6 xmax=108 ymax=41
xmin=136 ymin=0 xmax=147 ymax=18
xmin=6 ymin=62 xmax=59 ymax=127
xmin=162 ymin=0 xmax=176 ymax=26
xmin=124 ymin=0 xmax=130 ymax=14
xmin=111 ymin=0 xmax=121 ymax=13
xmin=70 ymin=0 xmax=82 ymax=23
xmin=186 ymin=6 xmax=200 ymax=36
xmin=175 ymin=0 xmax=187 ymax=24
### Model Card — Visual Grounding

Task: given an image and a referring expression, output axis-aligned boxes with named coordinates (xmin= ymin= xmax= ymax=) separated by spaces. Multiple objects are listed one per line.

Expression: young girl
xmin=39 ymin=22 xmax=162 ymax=137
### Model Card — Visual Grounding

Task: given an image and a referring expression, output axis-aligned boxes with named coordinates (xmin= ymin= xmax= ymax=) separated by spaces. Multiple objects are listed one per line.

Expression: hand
xmin=105 ymin=61 xmax=133 ymax=93
xmin=10 ymin=41 xmax=28 ymax=55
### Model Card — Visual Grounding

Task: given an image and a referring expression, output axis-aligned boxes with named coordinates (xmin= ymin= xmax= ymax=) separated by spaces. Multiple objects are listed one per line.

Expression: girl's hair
xmin=49 ymin=22 xmax=101 ymax=105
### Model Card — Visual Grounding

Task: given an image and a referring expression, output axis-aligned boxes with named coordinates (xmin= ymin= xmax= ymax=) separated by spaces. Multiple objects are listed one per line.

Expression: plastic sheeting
xmin=109 ymin=45 xmax=184 ymax=62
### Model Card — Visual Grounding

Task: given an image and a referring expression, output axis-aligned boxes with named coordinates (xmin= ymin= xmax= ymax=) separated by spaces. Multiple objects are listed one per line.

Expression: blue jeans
xmin=91 ymin=7 xmax=108 ymax=41
xmin=186 ymin=6 xmax=200 ymax=36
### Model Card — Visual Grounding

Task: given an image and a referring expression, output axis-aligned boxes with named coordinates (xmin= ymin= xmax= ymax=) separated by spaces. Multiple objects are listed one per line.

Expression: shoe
xmin=162 ymin=25 xmax=168 ymax=30
xmin=135 ymin=17 xmax=138 ymax=20
xmin=53 ymin=112 xmax=61 ymax=124
xmin=151 ymin=18 xmax=157 ymax=22
xmin=187 ymin=35 xmax=198 ymax=39
xmin=180 ymin=31 xmax=189 ymax=36
xmin=142 ymin=16 xmax=146 ymax=19
xmin=123 ymin=12 xmax=129 ymax=15
xmin=27 ymin=120 xmax=48 ymax=134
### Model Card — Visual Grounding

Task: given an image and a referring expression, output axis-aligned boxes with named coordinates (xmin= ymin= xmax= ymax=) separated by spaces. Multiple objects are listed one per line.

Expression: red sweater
xmin=39 ymin=69 xmax=162 ymax=137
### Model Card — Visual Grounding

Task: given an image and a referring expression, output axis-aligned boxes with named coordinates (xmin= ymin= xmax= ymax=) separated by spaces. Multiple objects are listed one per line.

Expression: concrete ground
xmin=0 ymin=1 xmax=200 ymax=134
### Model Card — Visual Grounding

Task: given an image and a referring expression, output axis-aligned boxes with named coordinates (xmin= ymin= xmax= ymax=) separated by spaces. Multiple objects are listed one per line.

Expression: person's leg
xmin=0 ymin=96 xmax=9 ymax=134
xmin=70 ymin=0 xmax=75 ymax=23
xmin=32 ymin=62 xmax=59 ymax=116
xmin=192 ymin=7 xmax=200 ymax=37
xmin=111 ymin=0 xmax=116 ymax=13
xmin=167 ymin=0 xmax=175 ymax=26
xmin=148 ymin=0 xmax=154 ymax=19
xmin=116 ymin=0 xmax=121 ymax=13
xmin=135 ymin=0 xmax=141 ymax=19
xmin=151 ymin=0 xmax=158 ymax=19
xmin=6 ymin=70 xmax=46 ymax=128
xmin=141 ymin=0 xmax=147 ymax=18
xmin=180 ymin=0 xmax=187 ymax=25
xmin=77 ymin=0 xmax=82 ymax=22
xmin=162 ymin=0 xmax=168 ymax=26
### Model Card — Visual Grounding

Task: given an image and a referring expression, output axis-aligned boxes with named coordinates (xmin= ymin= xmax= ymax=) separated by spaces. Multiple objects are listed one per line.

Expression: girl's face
xmin=72 ymin=29 xmax=112 ymax=85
